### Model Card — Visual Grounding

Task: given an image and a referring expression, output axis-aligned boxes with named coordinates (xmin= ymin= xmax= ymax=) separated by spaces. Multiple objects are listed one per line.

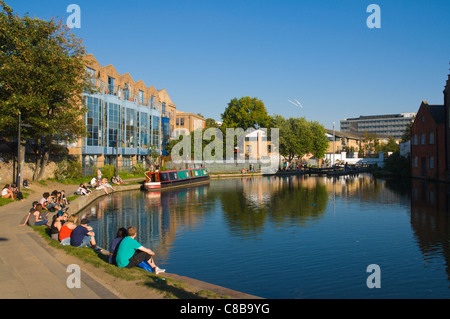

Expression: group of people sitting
xmin=19 ymin=189 xmax=70 ymax=227
xmin=78 ymin=175 xmax=123 ymax=196
xmin=21 ymin=204 xmax=166 ymax=274
xmin=2 ymin=184 xmax=24 ymax=201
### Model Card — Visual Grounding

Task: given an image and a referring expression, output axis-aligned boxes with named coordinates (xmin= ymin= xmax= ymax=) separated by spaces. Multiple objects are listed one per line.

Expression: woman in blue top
xmin=115 ymin=226 xmax=165 ymax=275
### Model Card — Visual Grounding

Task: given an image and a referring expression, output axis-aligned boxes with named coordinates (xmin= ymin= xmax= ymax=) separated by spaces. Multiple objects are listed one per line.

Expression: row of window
xmin=176 ymin=118 xmax=185 ymax=126
xmin=85 ymin=96 xmax=160 ymax=150
xmin=412 ymin=132 xmax=434 ymax=146
xmin=413 ymin=156 xmax=435 ymax=169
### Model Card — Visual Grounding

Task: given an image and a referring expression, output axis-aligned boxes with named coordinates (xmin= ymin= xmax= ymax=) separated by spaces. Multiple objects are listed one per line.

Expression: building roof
xmin=342 ymin=113 xmax=416 ymax=121
xmin=426 ymin=104 xmax=445 ymax=124
xmin=325 ymin=129 xmax=390 ymax=140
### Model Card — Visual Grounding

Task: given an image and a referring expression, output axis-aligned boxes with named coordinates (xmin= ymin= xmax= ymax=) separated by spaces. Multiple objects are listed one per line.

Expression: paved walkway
xmin=0 ymin=182 xmax=120 ymax=299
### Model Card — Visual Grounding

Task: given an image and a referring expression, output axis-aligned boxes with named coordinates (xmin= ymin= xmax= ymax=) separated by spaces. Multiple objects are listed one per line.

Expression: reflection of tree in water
xmin=219 ymin=177 xmax=329 ymax=238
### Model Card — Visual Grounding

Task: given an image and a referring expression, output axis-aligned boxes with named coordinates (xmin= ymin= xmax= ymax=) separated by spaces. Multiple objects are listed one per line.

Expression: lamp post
xmin=332 ymin=121 xmax=335 ymax=168
xmin=17 ymin=112 xmax=33 ymax=192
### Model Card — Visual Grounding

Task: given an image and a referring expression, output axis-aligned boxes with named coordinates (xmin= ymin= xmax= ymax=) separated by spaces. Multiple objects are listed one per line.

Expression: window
xmin=421 ymin=134 xmax=426 ymax=145
xmin=176 ymin=118 xmax=179 ymax=126
xmin=429 ymin=132 xmax=434 ymax=144
xmin=429 ymin=156 xmax=434 ymax=169
xmin=86 ymin=97 xmax=102 ymax=146
xmin=162 ymin=102 xmax=166 ymax=115
xmin=413 ymin=134 xmax=418 ymax=146
xmin=180 ymin=118 xmax=185 ymax=126
xmin=107 ymin=77 xmax=115 ymax=94
xmin=413 ymin=156 xmax=418 ymax=168
xmin=139 ymin=90 xmax=144 ymax=104
xmin=169 ymin=172 xmax=178 ymax=180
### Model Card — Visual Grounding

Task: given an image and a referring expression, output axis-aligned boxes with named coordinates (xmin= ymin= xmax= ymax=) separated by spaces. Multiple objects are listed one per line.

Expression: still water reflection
xmin=79 ymin=174 xmax=450 ymax=298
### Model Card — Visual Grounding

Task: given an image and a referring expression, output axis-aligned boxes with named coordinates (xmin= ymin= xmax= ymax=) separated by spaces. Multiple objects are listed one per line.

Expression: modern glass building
xmin=81 ymin=88 xmax=161 ymax=173
xmin=69 ymin=55 xmax=174 ymax=174
xmin=340 ymin=113 xmax=416 ymax=139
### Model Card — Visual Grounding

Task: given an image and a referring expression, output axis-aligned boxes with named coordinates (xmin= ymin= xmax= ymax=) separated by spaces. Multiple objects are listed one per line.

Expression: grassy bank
xmin=31 ymin=225 xmax=229 ymax=299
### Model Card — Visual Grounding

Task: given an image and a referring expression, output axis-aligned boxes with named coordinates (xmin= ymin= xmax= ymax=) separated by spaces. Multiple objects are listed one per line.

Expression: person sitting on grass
xmin=19 ymin=203 xmax=48 ymax=227
xmin=70 ymin=218 xmax=100 ymax=251
xmin=59 ymin=214 xmax=78 ymax=245
xmin=76 ymin=184 xmax=90 ymax=196
xmin=45 ymin=196 xmax=62 ymax=212
xmin=110 ymin=176 xmax=119 ymax=185
xmin=60 ymin=190 xmax=70 ymax=206
xmin=10 ymin=184 xmax=24 ymax=201
xmin=50 ymin=211 xmax=67 ymax=241
xmin=1 ymin=184 xmax=15 ymax=200
xmin=115 ymin=226 xmax=165 ymax=274
xmin=96 ymin=178 xmax=115 ymax=194
xmin=116 ymin=175 xmax=124 ymax=184
xmin=108 ymin=227 xmax=128 ymax=265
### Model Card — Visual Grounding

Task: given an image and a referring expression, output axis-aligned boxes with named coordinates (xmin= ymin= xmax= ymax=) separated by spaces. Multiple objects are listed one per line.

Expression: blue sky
xmin=7 ymin=0 xmax=450 ymax=130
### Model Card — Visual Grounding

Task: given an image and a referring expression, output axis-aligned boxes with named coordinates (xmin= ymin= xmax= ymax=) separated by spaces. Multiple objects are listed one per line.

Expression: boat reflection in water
xmin=79 ymin=174 xmax=450 ymax=299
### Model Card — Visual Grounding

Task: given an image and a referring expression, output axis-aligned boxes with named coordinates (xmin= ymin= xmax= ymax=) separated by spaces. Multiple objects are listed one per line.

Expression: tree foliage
xmin=221 ymin=96 xmax=272 ymax=130
xmin=273 ymin=115 xmax=328 ymax=162
xmin=0 ymin=1 xmax=96 ymax=179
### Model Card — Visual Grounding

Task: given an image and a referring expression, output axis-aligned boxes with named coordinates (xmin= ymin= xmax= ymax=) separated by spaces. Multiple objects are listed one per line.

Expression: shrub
xmin=100 ymin=164 xmax=116 ymax=180
xmin=54 ymin=159 xmax=82 ymax=180
xmin=132 ymin=162 xmax=146 ymax=175
xmin=383 ymin=152 xmax=411 ymax=176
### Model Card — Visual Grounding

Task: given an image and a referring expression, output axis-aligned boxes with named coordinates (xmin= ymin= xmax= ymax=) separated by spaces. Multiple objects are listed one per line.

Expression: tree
xmin=0 ymin=1 xmax=96 ymax=179
xmin=221 ymin=96 xmax=272 ymax=130
xmin=361 ymin=132 xmax=379 ymax=156
xmin=273 ymin=115 xmax=329 ymax=162
xmin=308 ymin=121 xmax=329 ymax=159
xmin=400 ymin=121 xmax=414 ymax=143
xmin=378 ymin=136 xmax=400 ymax=154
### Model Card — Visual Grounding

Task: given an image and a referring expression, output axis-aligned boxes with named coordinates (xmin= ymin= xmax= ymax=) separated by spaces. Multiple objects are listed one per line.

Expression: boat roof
xmin=147 ymin=167 xmax=207 ymax=174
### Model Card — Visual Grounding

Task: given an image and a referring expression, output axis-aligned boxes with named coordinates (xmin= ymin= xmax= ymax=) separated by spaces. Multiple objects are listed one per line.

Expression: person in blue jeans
xmin=70 ymin=218 xmax=100 ymax=251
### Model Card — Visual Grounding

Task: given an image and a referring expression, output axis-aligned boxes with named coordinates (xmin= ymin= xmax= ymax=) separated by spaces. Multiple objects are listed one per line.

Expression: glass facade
xmin=108 ymin=103 xmax=120 ymax=147
xmin=86 ymin=97 xmax=102 ymax=146
xmin=83 ymin=94 xmax=161 ymax=159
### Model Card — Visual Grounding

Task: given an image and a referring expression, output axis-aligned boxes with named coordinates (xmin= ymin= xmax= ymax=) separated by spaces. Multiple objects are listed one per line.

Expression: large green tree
xmin=0 ymin=1 xmax=95 ymax=179
xmin=221 ymin=96 xmax=273 ymax=130
xmin=273 ymin=115 xmax=328 ymax=162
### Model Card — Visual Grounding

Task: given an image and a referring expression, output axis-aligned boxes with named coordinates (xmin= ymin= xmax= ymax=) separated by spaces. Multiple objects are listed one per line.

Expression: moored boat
xmin=142 ymin=167 xmax=210 ymax=191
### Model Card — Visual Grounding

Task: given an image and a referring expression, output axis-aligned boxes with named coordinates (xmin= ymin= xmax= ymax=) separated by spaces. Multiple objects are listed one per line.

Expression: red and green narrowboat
xmin=142 ymin=167 xmax=210 ymax=191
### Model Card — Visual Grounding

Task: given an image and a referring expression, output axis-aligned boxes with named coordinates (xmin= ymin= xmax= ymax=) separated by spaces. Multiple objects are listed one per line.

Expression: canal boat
xmin=142 ymin=167 xmax=210 ymax=191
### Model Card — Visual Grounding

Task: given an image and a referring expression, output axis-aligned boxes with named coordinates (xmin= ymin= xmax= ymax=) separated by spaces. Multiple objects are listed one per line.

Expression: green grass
xmin=31 ymin=225 xmax=228 ymax=299
xmin=0 ymin=189 xmax=32 ymax=206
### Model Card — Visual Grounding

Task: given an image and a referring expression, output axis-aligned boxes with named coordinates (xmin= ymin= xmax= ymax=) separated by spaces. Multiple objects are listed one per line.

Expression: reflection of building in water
xmin=410 ymin=180 xmax=450 ymax=280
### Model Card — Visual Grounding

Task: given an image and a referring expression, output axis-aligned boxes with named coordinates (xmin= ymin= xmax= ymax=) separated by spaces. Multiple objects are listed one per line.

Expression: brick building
xmin=411 ymin=73 xmax=450 ymax=182
xmin=410 ymin=101 xmax=446 ymax=181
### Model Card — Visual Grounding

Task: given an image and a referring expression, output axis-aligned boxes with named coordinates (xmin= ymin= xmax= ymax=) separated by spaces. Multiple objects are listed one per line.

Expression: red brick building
xmin=411 ymin=74 xmax=449 ymax=181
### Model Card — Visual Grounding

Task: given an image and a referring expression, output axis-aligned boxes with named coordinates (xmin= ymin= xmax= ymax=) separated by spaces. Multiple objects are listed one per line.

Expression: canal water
xmin=79 ymin=174 xmax=450 ymax=299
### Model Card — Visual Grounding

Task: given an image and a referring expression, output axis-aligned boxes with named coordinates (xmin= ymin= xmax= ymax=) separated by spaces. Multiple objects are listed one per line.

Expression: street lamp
xmin=17 ymin=112 xmax=33 ymax=192
xmin=332 ymin=122 xmax=335 ymax=168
